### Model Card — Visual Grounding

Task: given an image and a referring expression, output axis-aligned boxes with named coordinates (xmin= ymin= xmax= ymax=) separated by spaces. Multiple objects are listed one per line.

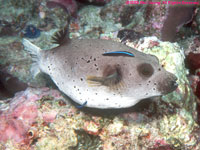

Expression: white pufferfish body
xmin=23 ymin=30 xmax=177 ymax=109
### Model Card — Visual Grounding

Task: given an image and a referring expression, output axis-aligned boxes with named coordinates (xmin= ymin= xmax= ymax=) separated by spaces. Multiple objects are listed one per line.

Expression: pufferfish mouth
xmin=158 ymin=75 xmax=178 ymax=95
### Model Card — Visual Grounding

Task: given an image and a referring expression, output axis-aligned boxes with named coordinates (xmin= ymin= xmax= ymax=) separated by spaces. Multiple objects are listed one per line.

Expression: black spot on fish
xmin=94 ymin=58 xmax=96 ymax=61
xmin=87 ymin=60 xmax=90 ymax=63
xmin=96 ymin=68 xmax=99 ymax=71
xmin=74 ymin=86 xmax=76 ymax=88
xmin=154 ymin=82 xmax=157 ymax=85
xmin=106 ymin=98 xmax=109 ymax=100
xmin=80 ymin=78 xmax=83 ymax=81
xmin=95 ymin=93 xmax=98 ymax=95
xmin=158 ymin=68 xmax=161 ymax=71
xmin=48 ymin=66 xmax=51 ymax=71
xmin=153 ymin=88 xmax=156 ymax=90
xmin=94 ymin=64 xmax=97 ymax=67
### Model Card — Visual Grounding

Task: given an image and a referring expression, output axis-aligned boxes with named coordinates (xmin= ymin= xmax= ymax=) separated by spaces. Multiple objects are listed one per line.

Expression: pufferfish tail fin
xmin=22 ymin=39 xmax=42 ymax=77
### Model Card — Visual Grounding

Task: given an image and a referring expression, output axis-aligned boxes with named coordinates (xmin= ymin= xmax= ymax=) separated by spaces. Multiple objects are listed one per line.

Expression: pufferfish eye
xmin=137 ymin=63 xmax=154 ymax=78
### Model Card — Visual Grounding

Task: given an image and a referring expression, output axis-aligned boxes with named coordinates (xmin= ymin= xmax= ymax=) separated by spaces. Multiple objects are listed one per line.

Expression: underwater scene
xmin=0 ymin=0 xmax=200 ymax=149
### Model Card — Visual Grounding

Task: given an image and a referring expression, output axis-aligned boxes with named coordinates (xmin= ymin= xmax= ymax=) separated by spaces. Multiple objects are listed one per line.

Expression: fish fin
xmin=22 ymin=39 xmax=41 ymax=77
xmin=87 ymin=66 xmax=123 ymax=88
xmin=22 ymin=39 xmax=41 ymax=59
xmin=51 ymin=26 xmax=70 ymax=46
xmin=30 ymin=63 xmax=41 ymax=78
xmin=102 ymin=51 xmax=134 ymax=57
xmin=87 ymin=76 xmax=105 ymax=86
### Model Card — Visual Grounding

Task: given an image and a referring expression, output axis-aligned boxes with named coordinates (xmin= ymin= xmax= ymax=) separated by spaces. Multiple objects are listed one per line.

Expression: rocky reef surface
xmin=0 ymin=0 xmax=200 ymax=149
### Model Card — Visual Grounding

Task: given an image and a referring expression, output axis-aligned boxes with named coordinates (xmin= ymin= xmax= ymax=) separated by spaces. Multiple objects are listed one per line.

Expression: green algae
xmin=70 ymin=130 xmax=102 ymax=150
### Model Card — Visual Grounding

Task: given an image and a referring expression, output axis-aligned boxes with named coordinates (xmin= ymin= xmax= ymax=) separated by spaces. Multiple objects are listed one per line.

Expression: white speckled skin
xmin=29 ymin=39 xmax=177 ymax=109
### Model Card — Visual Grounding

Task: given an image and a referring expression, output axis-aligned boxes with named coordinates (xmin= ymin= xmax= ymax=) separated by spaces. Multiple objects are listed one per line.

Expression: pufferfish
xmin=22 ymin=29 xmax=178 ymax=109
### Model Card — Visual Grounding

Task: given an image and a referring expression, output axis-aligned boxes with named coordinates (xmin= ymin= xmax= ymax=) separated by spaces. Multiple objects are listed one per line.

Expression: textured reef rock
xmin=46 ymin=0 xmax=78 ymax=16
xmin=1 ymin=0 xmax=200 ymax=149
xmin=0 ymin=37 xmax=200 ymax=149
xmin=184 ymin=36 xmax=200 ymax=125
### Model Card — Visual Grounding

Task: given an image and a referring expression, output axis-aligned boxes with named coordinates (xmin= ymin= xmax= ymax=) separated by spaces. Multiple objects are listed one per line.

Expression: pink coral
xmin=42 ymin=110 xmax=58 ymax=123
xmin=0 ymin=115 xmax=27 ymax=143
xmin=0 ymin=88 xmax=60 ymax=145
xmin=0 ymin=93 xmax=38 ymax=144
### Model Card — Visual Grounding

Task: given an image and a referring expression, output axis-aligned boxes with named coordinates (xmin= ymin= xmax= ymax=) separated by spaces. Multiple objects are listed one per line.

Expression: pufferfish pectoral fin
xmin=87 ymin=65 xmax=122 ymax=88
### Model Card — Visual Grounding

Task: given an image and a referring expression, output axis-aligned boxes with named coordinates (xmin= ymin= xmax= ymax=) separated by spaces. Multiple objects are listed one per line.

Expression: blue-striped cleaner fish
xmin=22 ymin=28 xmax=178 ymax=109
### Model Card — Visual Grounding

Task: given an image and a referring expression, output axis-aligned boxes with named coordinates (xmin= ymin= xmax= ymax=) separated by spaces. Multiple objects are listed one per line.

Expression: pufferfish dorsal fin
xmin=102 ymin=51 xmax=134 ymax=57
xmin=87 ymin=65 xmax=123 ymax=89
xmin=51 ymin=26 xmax=70 ymax=46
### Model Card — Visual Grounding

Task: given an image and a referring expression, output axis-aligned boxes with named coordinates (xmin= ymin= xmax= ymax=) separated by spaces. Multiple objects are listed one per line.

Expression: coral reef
xmin=161 ymin=2 xmax=195 ymax=41
xmin=0 ymin=69 xmax=27 ymax=99
xmin=77 ymin=0 xmax=111 ymax=6
xmin=46 ymin=0 xmax=77 ymax=16
xmin=0 ymin=0 xmax=200 ymax=149
xmin=184 ymin=36 xmax=200 ymax=125
xmin=1 ymin=37 xmax=200 ymax=149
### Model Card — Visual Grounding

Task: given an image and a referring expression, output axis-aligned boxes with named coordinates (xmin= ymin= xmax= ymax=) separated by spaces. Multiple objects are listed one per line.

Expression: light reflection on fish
xmin=22 ymin=29 xmax=178 ymax=109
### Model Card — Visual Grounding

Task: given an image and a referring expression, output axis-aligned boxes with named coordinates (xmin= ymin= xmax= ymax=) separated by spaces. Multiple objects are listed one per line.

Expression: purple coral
xmin=161 ymin=5 xmax=195 ymax=41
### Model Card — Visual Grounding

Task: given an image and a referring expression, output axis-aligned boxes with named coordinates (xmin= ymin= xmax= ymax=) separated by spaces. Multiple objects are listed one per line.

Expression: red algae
xmin=185 ymin=52 xmax=200 ymax=74
xmin=196 ymin=81 xmax=200 ymax=99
